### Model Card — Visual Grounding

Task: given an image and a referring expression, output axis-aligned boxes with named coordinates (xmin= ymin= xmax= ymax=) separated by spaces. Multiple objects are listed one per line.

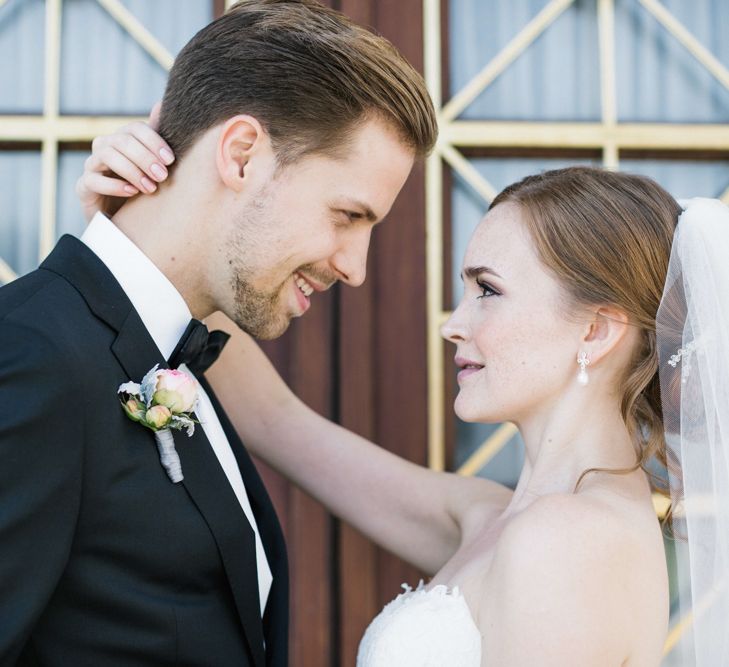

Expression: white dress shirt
xmin=82 ymin=212 xmax=273 ymax=615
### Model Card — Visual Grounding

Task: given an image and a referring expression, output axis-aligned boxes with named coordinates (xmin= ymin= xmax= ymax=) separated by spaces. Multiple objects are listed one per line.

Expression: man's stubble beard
xmin=230 ymin=270 xmax=291 ymax=340
xmin=224 ymin=188 xmax=293 ymax=340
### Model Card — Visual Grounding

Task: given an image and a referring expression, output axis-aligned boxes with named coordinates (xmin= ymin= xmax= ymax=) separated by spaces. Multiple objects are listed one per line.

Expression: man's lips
xmin=294 ymin=271 xmax=332 ymax=294
xmin=292 ymin=277 xmax=311 ymax=313
xmin=294 ymin=273 xmax=314 ymax=297
xmin=290 ymin=271 xmax=337 ymax=316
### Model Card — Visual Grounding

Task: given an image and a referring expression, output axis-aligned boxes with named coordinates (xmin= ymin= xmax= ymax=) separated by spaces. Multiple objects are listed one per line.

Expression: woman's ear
xmin=215 ymin=115 xmax=270 ymax=192
xmin=580 ymin=306 xmax=631 ymax=366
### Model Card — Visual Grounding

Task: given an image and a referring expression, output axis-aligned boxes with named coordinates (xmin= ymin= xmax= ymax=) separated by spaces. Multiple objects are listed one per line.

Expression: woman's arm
xmin=204 ymin=311 xmax=512 ymax=574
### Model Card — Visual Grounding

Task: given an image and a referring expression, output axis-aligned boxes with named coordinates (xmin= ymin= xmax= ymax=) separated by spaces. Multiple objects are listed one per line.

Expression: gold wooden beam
xmin=424 ymin=0 xmax=445 ymax=472
xmin=597 ymin=0 xmax=618 ymax=169
xmin=663 ymin=579 xmax=727 ymax=656
xmin=426 ymin=152 xmax=445 ymax=473
xmin=639 ymin=0 xmax=729 ymax=93
xmin=439 ymin=143 xmax=497 ymax=205
xmin=457 ymin=423 xmax=519 ymax=477
xmin=0 ymin=257 xmax=18 ymax=285
xmin=652 ymin=493 xmax=671 ymax=519
xmin=663 ymin=609 xmax=692 ymax=656
xmin=442 ymin=121 xmax=729 ymax=150
xmin=95 ymin=0 xmax=174 ymax=71
xmin=39 ymin=0 xmax=62 ymax=262
xmin=0 ymin=115 xmax=147 ymax=142
xmin=423 ymin=0 xmax=442 ymax=112
xmin=441 ymin=0 xmax=575 ymax=122
xmin=40 ymin=139 xmax=58 ymax=260
xmin=720 ymin=184 xmax=729 ymax=205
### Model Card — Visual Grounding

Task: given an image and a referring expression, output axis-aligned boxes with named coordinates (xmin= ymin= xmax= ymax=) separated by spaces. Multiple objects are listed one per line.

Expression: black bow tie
xmin=168 ymin=319 xmax=231 ymax=375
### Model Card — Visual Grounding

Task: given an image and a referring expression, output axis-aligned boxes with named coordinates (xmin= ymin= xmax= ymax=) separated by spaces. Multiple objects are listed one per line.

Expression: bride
xmin=77 ymin=123 xmax=727 ymax=666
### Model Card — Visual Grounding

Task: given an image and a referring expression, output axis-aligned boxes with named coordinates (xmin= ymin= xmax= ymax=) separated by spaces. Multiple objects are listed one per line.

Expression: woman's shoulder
xmin=503 ymin=491 xmax=636 ymax=543
xmin=478 ymin=493 xmax=664 ymax=665
xmin=494 ymin=491 xmax=653 ymax=582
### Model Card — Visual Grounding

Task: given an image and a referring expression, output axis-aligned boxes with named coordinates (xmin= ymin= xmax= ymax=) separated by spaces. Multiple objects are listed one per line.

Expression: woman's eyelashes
xmin=476 ymin=279 xmax=500 ymax=299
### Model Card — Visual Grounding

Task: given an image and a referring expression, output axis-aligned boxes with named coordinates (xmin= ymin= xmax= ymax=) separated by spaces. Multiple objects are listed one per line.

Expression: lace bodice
xmin=356 ymin=582 xmax=482 ymax=666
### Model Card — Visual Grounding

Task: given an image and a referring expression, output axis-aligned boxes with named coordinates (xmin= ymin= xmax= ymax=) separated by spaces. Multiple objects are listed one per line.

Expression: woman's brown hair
xmin=491 ymin=166 xmax=682 ymax=500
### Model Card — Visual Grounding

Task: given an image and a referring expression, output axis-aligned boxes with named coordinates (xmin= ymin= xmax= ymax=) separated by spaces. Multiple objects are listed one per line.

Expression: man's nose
xmin=332 ymin=227 xmax=372 ymax=287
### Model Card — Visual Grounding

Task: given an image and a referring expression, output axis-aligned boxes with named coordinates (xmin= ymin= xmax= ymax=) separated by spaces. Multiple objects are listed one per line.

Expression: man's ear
xmin=215 ymin=115 xmax=269 ymax=192
xmin=580 ymin=306 xmax=631 ymax=366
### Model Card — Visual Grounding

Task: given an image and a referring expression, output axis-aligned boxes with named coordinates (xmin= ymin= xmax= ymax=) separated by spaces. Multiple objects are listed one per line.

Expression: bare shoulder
xmin=492 ymin=493 xmax=641 ymax=602
xmin=480 ymin=493 xmax=666 ymax=666
xmin=500 ymin=492 xmax=637 ymax=553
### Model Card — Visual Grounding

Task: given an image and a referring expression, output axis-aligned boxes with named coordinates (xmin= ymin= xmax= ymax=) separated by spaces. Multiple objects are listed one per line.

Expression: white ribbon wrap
xmin=154 ymin=428 xmax=184 ymax=483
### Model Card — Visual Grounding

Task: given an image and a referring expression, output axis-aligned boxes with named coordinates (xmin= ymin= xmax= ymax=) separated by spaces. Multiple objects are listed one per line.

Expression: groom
xmin=0 ymin=2 xmax=436 ymax=666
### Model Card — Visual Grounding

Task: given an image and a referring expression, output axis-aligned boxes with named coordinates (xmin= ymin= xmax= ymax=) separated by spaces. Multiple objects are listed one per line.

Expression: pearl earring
xmin=577 ymin=352 xmax=590 ymax=386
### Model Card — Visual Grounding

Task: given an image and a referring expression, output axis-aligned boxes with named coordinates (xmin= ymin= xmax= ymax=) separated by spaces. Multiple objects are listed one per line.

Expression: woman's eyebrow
xmin=461 ymin=265 xmax=503 ymax=281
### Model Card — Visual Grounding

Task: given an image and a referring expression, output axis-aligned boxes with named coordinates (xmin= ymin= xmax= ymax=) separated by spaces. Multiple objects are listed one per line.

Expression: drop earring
xmin=577 ymin=352 xmax=590 ymax=386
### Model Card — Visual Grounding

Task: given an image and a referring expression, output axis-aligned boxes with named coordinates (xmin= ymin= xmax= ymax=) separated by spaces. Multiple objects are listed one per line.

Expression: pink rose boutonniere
xmin=118 ymin=364 xmax=199 ymax=483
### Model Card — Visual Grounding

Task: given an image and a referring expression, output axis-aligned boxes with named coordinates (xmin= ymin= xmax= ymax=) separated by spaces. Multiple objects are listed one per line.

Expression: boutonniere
xmin=118 ymin=364 xmax=199 ymax=483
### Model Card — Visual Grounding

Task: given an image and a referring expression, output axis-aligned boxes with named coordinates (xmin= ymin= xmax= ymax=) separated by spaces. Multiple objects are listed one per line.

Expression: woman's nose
xmin=440 ymin=309 xmax=467 ymax=343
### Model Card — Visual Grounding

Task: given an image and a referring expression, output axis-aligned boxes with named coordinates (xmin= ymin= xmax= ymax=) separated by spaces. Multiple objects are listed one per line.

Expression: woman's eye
xmin=476 ymin=280 xmax=498 ymax=299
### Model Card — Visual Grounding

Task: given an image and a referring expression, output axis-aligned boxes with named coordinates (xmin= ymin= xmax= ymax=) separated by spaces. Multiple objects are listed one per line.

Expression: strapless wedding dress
xmin=356 ymin=582 xmax=482 ymax=666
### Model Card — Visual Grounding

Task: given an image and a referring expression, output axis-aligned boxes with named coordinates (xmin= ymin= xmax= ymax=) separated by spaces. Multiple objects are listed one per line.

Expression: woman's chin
xmin=454 ymin=398 xmax=506 ymax=424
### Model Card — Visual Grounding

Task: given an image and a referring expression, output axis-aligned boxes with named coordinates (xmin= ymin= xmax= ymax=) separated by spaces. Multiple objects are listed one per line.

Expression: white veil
xmin=656 ymin=197 xmax=729 ymax=665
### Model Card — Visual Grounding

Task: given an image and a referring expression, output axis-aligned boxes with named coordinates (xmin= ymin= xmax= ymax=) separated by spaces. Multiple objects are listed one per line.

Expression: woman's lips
xmin=455 ymin=356 xmax=484 ymax=382
xmin=457 ymin=366 xmax=483 ymax=382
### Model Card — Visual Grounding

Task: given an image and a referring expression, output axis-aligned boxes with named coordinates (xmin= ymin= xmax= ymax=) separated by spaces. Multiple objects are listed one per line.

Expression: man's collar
xmin=81 ymin=212 xmax=192 ymax=360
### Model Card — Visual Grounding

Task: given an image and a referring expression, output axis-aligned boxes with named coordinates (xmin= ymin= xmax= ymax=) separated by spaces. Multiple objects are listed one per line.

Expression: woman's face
xmin=441 ymin=202 xmax=588 ymax=424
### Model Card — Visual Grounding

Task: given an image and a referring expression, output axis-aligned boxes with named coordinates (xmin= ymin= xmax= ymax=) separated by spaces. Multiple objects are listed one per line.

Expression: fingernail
xmin=150 ymin=163 xmax=167 ymax=181
xmin=160 ymin=148 xmax=174 ymax=164
xmin=124 ymin=185 xmax=138 ymax=195
xmin=141 ymin=176 xmax=156 ymax=192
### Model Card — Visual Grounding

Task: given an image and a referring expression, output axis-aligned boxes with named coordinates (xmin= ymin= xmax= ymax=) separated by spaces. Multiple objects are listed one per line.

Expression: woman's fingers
xmin=87 ymin=140 xmax=159 ymax=193
xmin=126 ymin=120 xmax=174 ymax=167
xmin=88 ymin=127 xmax=173 ymax=187
xmin=80 ymin=172 xmax=139 ymax=198
xmin=75 ymin=171 xmax=133 ymax=223
xmin=78 ymin=113 xmax=174 ymax=223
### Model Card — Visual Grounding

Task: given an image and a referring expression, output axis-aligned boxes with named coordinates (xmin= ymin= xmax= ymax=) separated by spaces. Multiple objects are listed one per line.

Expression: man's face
xmin=219 ymin=118 xmax=415 ymax=339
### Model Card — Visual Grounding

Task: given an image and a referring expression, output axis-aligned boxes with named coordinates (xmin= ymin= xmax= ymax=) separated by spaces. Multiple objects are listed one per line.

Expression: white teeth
xmin=295 ymin=274 xmax=314 ymax=297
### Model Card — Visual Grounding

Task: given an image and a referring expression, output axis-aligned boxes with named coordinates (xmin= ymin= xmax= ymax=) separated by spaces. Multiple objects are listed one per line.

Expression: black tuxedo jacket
xmin=0 ymin=236 xmax=288 ymax=667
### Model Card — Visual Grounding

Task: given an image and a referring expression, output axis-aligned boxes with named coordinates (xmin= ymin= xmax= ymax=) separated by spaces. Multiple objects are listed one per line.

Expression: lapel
xmin=199 ymin=378 xmax=290 ymax=666
xmin=175 ymin=423 xmax=266 ymax=667
xmin=41 ymin=236 xmax=267 ymax=667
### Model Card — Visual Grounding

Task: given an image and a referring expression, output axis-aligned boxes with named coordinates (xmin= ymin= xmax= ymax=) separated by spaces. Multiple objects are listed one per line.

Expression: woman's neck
xmin=506 ymin=390 xmax=646 ymax=513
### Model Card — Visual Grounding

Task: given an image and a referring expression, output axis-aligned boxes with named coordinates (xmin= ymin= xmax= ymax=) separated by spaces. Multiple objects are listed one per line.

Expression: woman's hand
xmin=75 ymin=103 xmax=176 ymax=222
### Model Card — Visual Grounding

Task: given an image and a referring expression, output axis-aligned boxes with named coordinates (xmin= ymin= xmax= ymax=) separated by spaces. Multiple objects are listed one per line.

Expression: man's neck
xmin=112 ymin=183 xmax=216 ymax=321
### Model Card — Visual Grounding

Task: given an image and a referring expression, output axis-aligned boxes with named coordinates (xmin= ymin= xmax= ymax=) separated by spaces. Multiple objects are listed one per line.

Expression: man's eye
xmin=476 ymin=280 xmax=499 ymax=299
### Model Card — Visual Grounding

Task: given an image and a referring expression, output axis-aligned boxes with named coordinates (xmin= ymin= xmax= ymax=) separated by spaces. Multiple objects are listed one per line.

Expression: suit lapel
xmin=199 ymin=378 xmax=290 ymax=666
xmin=42 ymin=236 xmax=267 ymax=667
xmin=174 ymin=426 xmax=267 ymax=667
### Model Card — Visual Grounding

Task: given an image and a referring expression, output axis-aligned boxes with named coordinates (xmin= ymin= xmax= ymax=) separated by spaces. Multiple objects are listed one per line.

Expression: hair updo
xmin=490 ymin=166 xmax=682 ymax=496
